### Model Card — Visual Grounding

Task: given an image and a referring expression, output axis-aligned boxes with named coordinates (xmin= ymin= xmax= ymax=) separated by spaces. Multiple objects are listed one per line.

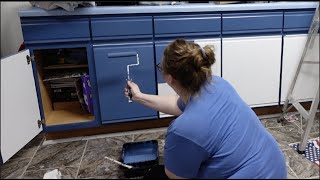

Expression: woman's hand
xmin=125 ymin=81 xmax=143 ymax=101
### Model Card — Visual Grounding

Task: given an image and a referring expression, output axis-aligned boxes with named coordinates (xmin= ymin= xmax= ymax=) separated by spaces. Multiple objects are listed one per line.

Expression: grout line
xmin=20 ymin=136 xmax=45 ymax=178
xmin=287 ymin=165 xmax=299 ymax=179
xmin=75 ymin=140 xmax=88 ymax=179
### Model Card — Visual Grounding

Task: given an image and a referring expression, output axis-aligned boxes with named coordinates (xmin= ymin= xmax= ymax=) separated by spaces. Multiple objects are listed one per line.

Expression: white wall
xmin=1 ymin=2 xmax=32 ymax=58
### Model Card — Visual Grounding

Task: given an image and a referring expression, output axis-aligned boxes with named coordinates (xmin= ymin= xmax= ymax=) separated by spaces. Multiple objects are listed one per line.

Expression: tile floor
xmin=1 ymin=113 xmax=319 ymax=179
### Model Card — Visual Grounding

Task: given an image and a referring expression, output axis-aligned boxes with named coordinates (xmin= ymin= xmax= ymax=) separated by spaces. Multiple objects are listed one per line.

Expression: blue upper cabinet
xmin=283 ymin=10 xmax=315 ymax=33
xmin=21 ymin=18 xmax=90 ymax=44
xmin=222 ymin=12 xmax=283 ymax=35
xmin=154 ymin=14 xmax=221 ymax=38
xmin=91 ymin=16 xmax=153 ymax=41
xmin=93 ymin=43 xmax=157 ymax=123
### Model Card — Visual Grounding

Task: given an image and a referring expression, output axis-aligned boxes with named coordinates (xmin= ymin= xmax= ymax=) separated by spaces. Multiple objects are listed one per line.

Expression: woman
xmin=125 ymin=39 xmax=287 ymax=179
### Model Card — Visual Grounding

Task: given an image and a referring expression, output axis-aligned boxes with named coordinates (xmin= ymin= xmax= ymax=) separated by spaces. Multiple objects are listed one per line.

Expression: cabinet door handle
xmin=107 ymin=51 xmax=137 ymax=58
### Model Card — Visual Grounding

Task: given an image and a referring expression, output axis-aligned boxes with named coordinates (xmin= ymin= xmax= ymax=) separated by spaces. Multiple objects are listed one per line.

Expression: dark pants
xmin=143 ymin=165 xmax=170 ymax=179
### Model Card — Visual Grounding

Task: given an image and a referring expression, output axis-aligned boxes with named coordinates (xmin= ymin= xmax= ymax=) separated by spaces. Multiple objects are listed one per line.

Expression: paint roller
xmin=107 ymin=51 xmax=140 ymax=103
xmin=126 ymin=53 xmax=140 ymax=102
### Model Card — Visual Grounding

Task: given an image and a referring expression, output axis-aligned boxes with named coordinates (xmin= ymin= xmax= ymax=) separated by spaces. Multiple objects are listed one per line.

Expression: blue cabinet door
xmin=93 ymin=43 xmax=157 ymax=123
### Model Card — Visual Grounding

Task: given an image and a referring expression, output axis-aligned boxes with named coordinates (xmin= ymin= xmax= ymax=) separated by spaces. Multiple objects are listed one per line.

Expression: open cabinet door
xmin=1 ymin=50 xmax=42 ymax=163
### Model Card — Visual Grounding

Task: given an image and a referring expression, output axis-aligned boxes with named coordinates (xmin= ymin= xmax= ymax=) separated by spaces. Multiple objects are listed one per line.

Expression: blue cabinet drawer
xmin=93 ymin=43 xmax=157 ymax=122
xmin=21 ymin=18 xmax=90 ymax=43
xmin=284 ymin=11 xmax=314 ymax=30
xmin=91 ymin=16 xmax=153 ymax=40
xmin=222 ymin=12 xmax=283 ymax=33
xmin=154 ymin=14 xmax=221 ymax=37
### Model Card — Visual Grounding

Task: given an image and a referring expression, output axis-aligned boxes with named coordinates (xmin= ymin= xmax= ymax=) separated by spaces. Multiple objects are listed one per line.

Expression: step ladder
xmin=278 ymin=4 xmax=319 ymax=154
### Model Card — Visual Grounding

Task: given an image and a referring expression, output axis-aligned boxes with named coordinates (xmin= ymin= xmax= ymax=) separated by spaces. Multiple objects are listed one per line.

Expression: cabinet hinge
xmin=26 ymin=55 xmax=35 ymax=65
xmin=37 ymin=119 xmax=45 ymax=128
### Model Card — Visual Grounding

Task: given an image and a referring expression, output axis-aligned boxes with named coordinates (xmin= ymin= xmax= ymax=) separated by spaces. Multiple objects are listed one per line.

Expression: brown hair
xmin=162 ymin=39 xmax=216 ymax=96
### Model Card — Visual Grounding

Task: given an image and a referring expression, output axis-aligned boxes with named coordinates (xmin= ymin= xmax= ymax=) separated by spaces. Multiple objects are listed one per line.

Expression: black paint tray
xmin=120 ymin=140 xmax=159 ymax=178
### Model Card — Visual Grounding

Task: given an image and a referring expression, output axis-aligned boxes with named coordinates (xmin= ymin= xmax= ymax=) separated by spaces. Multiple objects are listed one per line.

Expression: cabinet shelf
xmin=46 ymin=110 xmax=94 ymax=126
xmin=43 ymin=64 xmax=88 ymax=70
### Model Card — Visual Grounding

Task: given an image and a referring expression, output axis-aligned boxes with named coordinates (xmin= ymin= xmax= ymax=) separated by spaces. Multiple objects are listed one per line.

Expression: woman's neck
xmin=174 ymin=86 xmax=191 ymax=104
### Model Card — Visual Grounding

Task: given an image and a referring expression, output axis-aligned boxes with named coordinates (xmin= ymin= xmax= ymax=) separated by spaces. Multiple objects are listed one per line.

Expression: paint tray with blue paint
xmin=121 ymin=140 xmax=159 ymax=178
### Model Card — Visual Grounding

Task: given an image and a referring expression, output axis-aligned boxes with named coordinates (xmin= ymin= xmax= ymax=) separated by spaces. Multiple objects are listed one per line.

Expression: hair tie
xmin=200 ymin=47 xmax=207 ymax=59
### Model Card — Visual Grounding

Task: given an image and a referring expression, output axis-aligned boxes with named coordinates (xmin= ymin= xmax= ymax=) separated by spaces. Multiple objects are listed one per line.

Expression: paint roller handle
xmin=128 ymin=87 xmax=133 ymax=103
xmin=126 ymin=79 xmax=133 ymax=103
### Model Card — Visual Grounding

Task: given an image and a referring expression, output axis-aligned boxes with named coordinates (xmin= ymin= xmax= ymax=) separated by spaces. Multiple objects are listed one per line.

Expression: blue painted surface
xmin=25 ymin=42 xmax=101 ymax=132
xmin=155 ymin=42 xmax=168 ymax=84
xmin=93 ymin=43 xmax=157 ymax=122
xmin=222 ymin=30 xmax=282 ymax=36
xmin=122 ymin=140 xmax=158 ymax=164
xmin=92 ymin=35 xmax=153 ymax=42
xmin=45 ymin=120 xmax=100 ymax=132
xmin=154 ymin=14 xmax=221 ymax=35
xmin=91 ymin=16 xmax=153 ymax=40
xmin=223 ymin=12 xmax=283 ymax=32
xmin=155 ymin=32 xmax=221 ymax=39
xmin=284 ymin=11 xmax=314 ymax=31
xmin=18 ymin=2 xmax=318 ymax=17
xmin=102 ymin=115 xmax=157 ymax=125
xmin=21 ymin=18 xmax=90 ymax=44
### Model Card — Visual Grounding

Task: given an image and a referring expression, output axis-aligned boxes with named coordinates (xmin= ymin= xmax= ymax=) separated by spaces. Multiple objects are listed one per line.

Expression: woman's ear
xmin=164 ymin=73 xmax=174 ymax=86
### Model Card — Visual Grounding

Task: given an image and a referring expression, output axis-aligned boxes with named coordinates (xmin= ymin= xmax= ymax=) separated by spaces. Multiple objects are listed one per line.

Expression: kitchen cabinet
xmin=93 ymin=43 xmax=158 ymax=123
xmin=1 ymin=50 xmax=42 ymax=163
xmin=222 ymin=36 xmax=282 ymax=107
xmin=281 ymin=34 xmax=319 ymax=103
xmin=3 ymin=2 xmax=316 ymax=164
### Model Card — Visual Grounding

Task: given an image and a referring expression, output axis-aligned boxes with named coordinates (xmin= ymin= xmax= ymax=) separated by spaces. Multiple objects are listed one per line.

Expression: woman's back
xmin=164 ymin=75 xmax=287 ymax=178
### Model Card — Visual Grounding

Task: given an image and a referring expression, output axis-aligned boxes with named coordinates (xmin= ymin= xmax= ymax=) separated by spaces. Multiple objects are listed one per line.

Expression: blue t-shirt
xmin=164 ymin=75 xmax=287 ymax=179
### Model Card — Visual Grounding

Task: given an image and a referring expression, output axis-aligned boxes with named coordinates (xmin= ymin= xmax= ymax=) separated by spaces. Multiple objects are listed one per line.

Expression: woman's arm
xmin=125 ymin=81 xmax=182 ymax=116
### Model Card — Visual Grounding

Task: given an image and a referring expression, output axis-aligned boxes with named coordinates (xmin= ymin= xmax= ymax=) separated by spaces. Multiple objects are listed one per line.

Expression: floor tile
xmin=42 ymin=136 xmax=83 ymax=146
xmin=267 ymin=125 xmax=301 ymax=150
xmin=306 ymin=176 xmax=320 ymax=179
xmin=86 ymin=135 xmax=133 ymax=151
xmin=22 ymin=166 xmax=78 ymax=179
xmin=309 ymin=132 xmax=320 ymax=139
xmin=287 ymin=166 xmax=298 ymax=179
xmin=261 ymin=117 xmax=295 ymax=128
xmin=79 ymin=172 xmax=126 ymax=179
xmin=283 ymin=149 xmax=320 ymax=178
xmin=0 ymin=158 xmax=31 ymax=179
xmin=11 ymin=133 xmax=44 ymax=160
xmin=159 ymin=156 xmax=164 ymax=166
xmin=26 ymin=140 xmax=86 ymax=171
xmin=301 ymin=115 xmax=319 ymax=135
xmin=77 ymin=147 xmax=124 ymax=179
xmin=158 ymin=139 xmax=165 ymax=157
xmin=133 ymin=131 xmax=166 ymax=142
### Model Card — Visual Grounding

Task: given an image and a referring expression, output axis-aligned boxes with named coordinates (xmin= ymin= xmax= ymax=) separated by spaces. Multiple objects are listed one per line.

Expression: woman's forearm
xmin=135 ymin=94 xmax=182 ymax=116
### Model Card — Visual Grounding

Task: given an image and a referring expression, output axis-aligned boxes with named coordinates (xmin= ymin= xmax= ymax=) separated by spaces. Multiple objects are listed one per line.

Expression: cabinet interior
xmin=34 ymin=48 xmax=95 ymax=126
